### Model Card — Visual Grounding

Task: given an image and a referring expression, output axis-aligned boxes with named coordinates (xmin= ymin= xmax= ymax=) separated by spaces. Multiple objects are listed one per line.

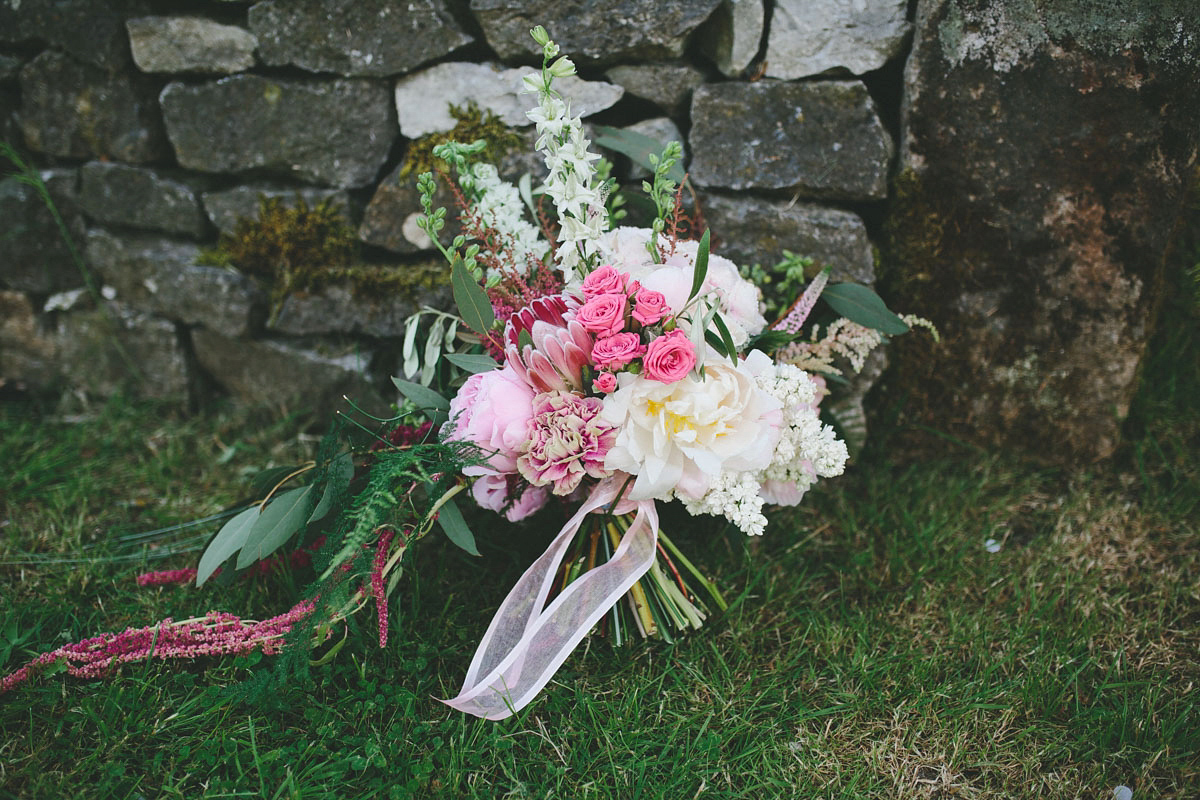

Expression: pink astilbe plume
xmin=773 ymin=268 xmax=829 ymax=334
xmin=1 ymin=601 xmax=316 ymax=693
xmin=371 ymin=527 xmax=396 ymax=648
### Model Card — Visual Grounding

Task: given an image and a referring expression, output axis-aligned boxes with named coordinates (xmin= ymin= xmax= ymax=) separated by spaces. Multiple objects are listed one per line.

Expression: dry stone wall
xmin=1 ymin=0 xmax=1194 ymax=463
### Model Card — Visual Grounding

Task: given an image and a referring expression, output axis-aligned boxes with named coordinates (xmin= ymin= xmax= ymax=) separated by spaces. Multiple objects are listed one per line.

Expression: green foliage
xmin=2 ymin=393 xmax=1198 ymax=797
xmin=741 ymin=250 xmax=817 ymax=322
xmin=197 ymin=195 xmax=359 ymax=317
xmin=400 ymin=103 xmax=522 ymax=182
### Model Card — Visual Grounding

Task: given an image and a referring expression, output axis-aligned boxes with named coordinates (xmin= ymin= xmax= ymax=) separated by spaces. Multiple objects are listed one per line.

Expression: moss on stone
xmin=197 ymin=195 xmax=449 ymax=322
xmin=398 ymin=103 xmax=522 ymax=181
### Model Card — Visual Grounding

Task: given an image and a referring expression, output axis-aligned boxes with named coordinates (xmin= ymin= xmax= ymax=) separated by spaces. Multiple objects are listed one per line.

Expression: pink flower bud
xmin=632 ymin=288 xmax=669 ymax=327
xmin=593 ymin=371 xmax=617 ymax=393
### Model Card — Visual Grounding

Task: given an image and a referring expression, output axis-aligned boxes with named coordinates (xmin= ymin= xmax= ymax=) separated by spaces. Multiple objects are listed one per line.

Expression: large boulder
xmin=883 ymin=0 xmax=1200 ymax=463
xmin=471 ymin=0 xmax=724 ymax=65
xmin=160 ymin=76 xmax=396 ymax=188
xmin=19 ymin=50 xmax=168 ymax=162
xmin=689 ymin=80 xmax=892 ymax=202
xmin=248 ymin=0 xmax=472 ymax=77
xmin=765 ymin=0 xmax=909 ymax=79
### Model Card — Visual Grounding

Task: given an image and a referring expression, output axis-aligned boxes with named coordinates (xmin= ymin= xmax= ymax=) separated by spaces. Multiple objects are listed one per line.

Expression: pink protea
xmin=517 ymin=391 xmax=615 ymax=495
xmin=504 ymin=295 xmax=594 ymax=393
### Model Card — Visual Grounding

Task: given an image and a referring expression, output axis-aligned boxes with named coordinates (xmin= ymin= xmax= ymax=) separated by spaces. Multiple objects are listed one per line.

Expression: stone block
xmin=127 ymin=16 xmax=257 ymax=74
xmin=160 ymin=75 xmax=396 ymax=188
xmin=79 ymin=162 xmax=209 ymax=238
xmin=248 ymin=0 xmax=471 ymax=77
xmin=766 ymin=0 xmax=909 ymax=79
xmin=203 ymin=185 xmax=354 ymax=236
xmin=689 ymin=80 xmax=891 ymax=202
xmin=0 ymin=171 xmax=87 ymax=294
xmin=19 ymin=50 xmax=168 ymax=162
xmin=605 ymin=62 xmax=705 ymax=117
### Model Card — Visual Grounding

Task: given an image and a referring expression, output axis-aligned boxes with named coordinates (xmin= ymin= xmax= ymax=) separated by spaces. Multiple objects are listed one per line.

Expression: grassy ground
xmin=1 ymin=292 xmax=1197 ymax=798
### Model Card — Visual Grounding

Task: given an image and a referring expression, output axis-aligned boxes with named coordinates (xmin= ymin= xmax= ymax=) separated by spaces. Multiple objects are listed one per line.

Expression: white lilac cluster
xmin=753 ymin=363 xmax=848 ymax=508
xmin=523 ymin=38 xmax=606 ymax=281
xmin=681 ymin=469 xmax=769 ymax=537
xmin=467 ymin=163 xmax=548 ymax=276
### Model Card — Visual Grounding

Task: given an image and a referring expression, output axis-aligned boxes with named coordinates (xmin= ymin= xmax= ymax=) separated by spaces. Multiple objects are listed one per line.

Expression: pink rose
xmin=591 ymin=332 xmax=646 ymax=369
xmin=575 ymin=293 xmax=627 ymax=338
xmin=642 ymin=329 xmax=696 ymax=383
xmin=446 ymin=365 xmax=535 ymax=474
xmin=632 ymin=288 xmax=669 ymax=327
xmin=581 ymin=265 xmax=626 ymax=298
xmin=471 ymin=473 xmax=548 ymax=522
xmin=593 ymin=371 xmax=617 ymax=393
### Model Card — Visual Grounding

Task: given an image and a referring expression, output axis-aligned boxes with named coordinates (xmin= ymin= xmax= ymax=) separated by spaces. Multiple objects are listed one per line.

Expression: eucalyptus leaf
xmin=688 ymin=229 xmax=710 ymax=302
xmin=821 ymin=283 xmax=909 ymax=335
xmin=196 ymin=505 xmax=258 ymax=586
xmin=402 ymin=314 xmax=421 ymax=378
xmin=236 ymin=486 xmax=316 ymax=569
xmin=451 ymin=257 xmax=495 ymax=336
xmin=308 ymin=452 xmax=354 ymax=525
xmin=593 ymin=125 xmax=685 ymax=182
xmin=392 ymin=376 xmax=450 ymax=412
xmin=435 ymin=497 xmax=480 ymax=556
xmin=250 ymin=465 xmax=302 ymax=495
xmin=444 ymin=353 xmax=501 ymax=373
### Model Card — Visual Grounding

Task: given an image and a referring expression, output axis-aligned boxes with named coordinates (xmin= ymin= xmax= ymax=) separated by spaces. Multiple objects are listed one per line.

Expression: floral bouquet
xmin=2 ymin=28 xmax=928 ymax=718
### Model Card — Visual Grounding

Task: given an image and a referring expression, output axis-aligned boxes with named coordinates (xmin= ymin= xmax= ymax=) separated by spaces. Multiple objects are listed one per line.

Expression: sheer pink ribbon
xmin=442 ymin=476 xmax=659 ymax=720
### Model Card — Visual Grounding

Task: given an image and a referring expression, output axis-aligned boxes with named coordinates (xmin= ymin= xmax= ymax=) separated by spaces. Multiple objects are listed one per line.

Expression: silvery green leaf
xmin=445 ymin=353 xmax=500 ymax=373
xmin=308 ymin=452 xmax=354 ymax=525
xmin=402 ymin=314 xmax=422 ymax=379
xmin=236 ymin=486 xmax=316 ymax=569
xmin=421 ymin=316 xmax=446 ymax=386
xmin=197 ymin=505 xmax=259 ymax=586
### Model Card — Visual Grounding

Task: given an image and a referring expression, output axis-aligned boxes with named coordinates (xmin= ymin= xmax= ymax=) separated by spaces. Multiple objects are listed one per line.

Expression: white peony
xmin=599 ymin=350 xmax=782 ymax=501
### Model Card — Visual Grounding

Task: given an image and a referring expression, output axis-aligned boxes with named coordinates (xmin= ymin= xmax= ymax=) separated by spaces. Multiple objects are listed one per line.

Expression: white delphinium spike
xmin=523 ymin=29 xmax=608 ymax=283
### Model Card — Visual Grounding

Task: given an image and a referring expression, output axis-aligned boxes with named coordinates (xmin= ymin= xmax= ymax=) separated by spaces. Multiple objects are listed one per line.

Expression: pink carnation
xmin=591 ymin=333 xmax=646 ymax=370
xmin=517 ymin=391 xmax=615 ymax=495
xmin=575 ymin=293 xmax=627 ymax=338
xmin=581 ymin=265 xmax=626 ymax=298
xmin=632 ymin=288 xmax=669 ymax=327
xmin=642 ymin=329 xmax=696 ymax=383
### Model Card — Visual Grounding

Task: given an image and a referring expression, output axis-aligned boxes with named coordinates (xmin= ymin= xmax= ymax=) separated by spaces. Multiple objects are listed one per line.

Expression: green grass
xmin=1 ymin=270 xmax=1198 ymax=797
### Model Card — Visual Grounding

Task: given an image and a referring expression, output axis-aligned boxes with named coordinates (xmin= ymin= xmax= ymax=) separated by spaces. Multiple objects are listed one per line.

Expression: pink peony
xmin=642 ymin=329 xmax=696 ymax=383
xmin=517 ymin=391 xmax=615 ymax=496
xmin=580 ymin=265 xmax=626 ymax=298
xmin=632 ymin=288 xmax=670 ymax=327
xmin=471 ymin=473 xmax=548 ymax=522
xmin=593 ymin=371 xmax=617 ymax=393
xmin=591 ymin=332 xmax=646 ymax=370
xmin=446 ymin=365 xmax=536 ymax=474
xmin=575 ymin=293 xmax=627 ymax=338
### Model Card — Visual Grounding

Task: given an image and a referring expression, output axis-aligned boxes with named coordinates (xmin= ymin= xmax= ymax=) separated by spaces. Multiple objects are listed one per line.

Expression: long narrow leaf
xmin=451 ymin=257 xmax=495 ymax=336
xmin=711 ymin=312 xmax=739 ymax=365
xmin=821 ymin=283 xmax=909 ymax=335
xmin=196 ymin=506 xmax=259 ymax=586
xmin=444 ymin=353 xmax=501 ymax=374
xmin=236 ymin=486 xmax=315 ymax=569
xmin=435 ymin=497 xmax=480 ymax=556
xmin=593 ymin=125 xmax=685 ymax=182
xmin=392 ymin=376 xmax=450 ymax=411
xmin=688 ymin=229 xmax=710 ymax=302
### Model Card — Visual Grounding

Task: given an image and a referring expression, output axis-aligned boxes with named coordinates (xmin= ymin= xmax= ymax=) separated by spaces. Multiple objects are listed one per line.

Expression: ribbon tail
xmin=443 ymin=480 xmax=658 ymax=720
